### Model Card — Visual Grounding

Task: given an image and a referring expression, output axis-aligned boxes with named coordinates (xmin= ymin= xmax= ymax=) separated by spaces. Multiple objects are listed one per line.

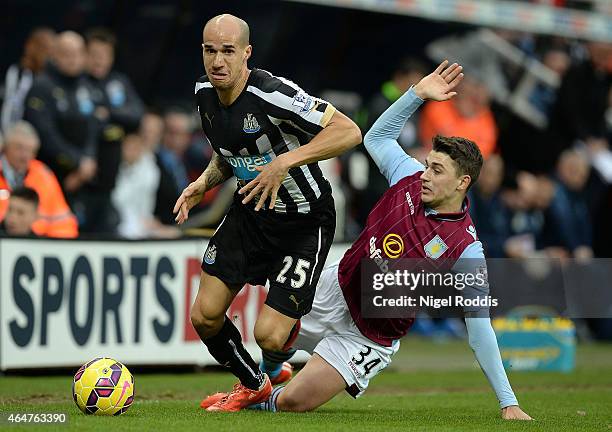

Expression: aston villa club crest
xmin=204 ymin=245 xmax=217 ymax=265
xmin=424 ymin=235 xmax=448 ymax=259
xmin=243 ymin=113 xmax=260 ymax=133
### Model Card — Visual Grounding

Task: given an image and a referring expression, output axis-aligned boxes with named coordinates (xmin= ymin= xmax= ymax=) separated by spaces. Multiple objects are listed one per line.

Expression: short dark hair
xmin=11 ymin=187 xmax=39 ymax=208
xmin=85 ymin=27 xmax=116 ymax=47
xmin=432 ymin=135 xmax=483 ymax=190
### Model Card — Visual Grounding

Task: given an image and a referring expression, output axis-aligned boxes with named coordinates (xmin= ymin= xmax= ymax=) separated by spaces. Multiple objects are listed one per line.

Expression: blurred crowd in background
xmin=0 ymin=1 xmax=611 ymax=265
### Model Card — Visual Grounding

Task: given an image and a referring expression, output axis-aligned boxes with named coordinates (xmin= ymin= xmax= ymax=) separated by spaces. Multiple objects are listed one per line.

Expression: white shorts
xmin=294 ymin=262 xmax=400 ymax=398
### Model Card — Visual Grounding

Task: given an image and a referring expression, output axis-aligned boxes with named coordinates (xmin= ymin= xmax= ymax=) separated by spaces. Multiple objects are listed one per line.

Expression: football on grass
xmin=72 ymin=357 xmax=134 ymax=415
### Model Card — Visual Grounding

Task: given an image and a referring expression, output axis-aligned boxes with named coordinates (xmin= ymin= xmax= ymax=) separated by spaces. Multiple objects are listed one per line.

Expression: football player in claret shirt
xmin=173 ymin=14 xmax=362 ymax=412
xmin=200 ymin=61 xmax=532 ymax=420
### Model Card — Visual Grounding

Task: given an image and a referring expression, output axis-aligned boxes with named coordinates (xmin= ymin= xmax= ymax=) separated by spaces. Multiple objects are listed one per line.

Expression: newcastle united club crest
xmin=243 ymin=113 xmax=260 ymax=133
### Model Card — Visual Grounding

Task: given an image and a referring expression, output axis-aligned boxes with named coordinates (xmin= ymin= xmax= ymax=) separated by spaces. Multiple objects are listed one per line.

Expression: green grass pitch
xmin=1 ymin=338 xmax=611 ymax=431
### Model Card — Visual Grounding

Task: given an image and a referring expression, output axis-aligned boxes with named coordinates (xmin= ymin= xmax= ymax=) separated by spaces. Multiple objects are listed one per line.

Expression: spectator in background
xmin=0 ymin=120 xmax=79 ymax=238
xmin=112 ymin=133 xmax=179 ymax=239
xmin=155 ymin=109 xmax=192 ymax=225
xmin=83 ymin=27 xmax=145 ymax=233
xmin=0 ymin=121 xmax=77 ymax=237
xmin=501 ymin=172 xmax=548 ymax=258
xmin=0 ymin=187 xmax=39 ymax=237
xmin=86 ymin=28 xmax=144 ymax=135
xmin=560 ymin=42 xmax=612 ymax=258
xmin=469 ymin=154 xmax=510 ymax=257
xmin=419 ymin=76 xmax=498 ymax=158
xmin=365 ymin=58 xmax=428 ymax=151
xmin=140 ymin=111 xmax=164 ymax=151
xmin=500 ymin=170 xmax=585 ymax=260
xmin=24 ymin=31 xmax=98 ymax=194
xmin=157 ymin=108 xmax=192 ymax=192
xmin=137 ymin=111 xmax=178 ymax=225
xmin=540 ymin=150 xmax=593 ymax=259
xmin=1 ymin=27 xmax=55 ymax=133
xmin=351 ymin=58 xmax=428 ymax=229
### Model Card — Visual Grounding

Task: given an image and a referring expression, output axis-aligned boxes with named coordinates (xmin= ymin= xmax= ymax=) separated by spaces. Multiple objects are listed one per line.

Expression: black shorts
xmin=202 ymin=194 xmax=336 ymax=319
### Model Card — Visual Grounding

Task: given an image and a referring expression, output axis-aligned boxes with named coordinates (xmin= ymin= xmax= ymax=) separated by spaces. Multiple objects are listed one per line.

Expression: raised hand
xmin=413 ymin=60 xmax=464 ymax=101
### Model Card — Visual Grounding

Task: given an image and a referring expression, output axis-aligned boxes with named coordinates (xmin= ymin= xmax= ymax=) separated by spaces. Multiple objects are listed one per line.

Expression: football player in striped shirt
xmin=174 ymin=14 xmax=362 ymax=412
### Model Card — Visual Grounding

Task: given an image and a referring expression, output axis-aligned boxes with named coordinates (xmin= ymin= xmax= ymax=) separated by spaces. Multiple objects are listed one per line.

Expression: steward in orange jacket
xmin=0 ymin=158 xmax=78 ymax=237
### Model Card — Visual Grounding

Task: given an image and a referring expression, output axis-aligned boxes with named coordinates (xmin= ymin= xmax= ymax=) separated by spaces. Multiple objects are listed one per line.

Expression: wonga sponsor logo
xmin=225 ymin=154 xmax=273 ymax=180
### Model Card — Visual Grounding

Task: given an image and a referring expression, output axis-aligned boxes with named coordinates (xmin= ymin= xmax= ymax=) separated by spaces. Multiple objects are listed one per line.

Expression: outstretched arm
xmin=364 ymin=60 xmax=463 ymax=186
xmin=465 ymin=316 xmax=518 ymax=408
xmin=173 ymin=152 xmax=233 ymax=224
xmin=464 ymin=317 xmax=532 ymax=420
xmin=198 ymin=151 xmax=234 ymax=190
xmin=456 ymin=242 xmax=532 ymax=420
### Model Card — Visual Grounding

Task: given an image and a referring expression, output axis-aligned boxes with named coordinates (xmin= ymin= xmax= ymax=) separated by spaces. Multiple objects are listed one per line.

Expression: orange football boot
xmin=199 ymin=363 xmax=292 ymax=409
xmin=199 ymin=392 xmax=227 ymax=409
xmin=206 ymin=375 xmax=272 ymax=412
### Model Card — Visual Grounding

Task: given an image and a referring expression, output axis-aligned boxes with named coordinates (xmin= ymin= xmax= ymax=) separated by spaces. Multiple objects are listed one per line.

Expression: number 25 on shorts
xmin=276 ymin=256 xmax=312 ymax=289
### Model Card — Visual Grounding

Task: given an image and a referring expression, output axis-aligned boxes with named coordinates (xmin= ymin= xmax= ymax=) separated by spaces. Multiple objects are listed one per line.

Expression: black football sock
xmin=261 ymin=348 xmax=296 ymax=377
xmin=203 ymin=317 xmax=264 ymax=390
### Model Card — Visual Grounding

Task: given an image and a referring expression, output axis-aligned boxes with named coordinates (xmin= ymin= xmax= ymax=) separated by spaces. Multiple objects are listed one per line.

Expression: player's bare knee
xmin=254 ymin=334 xmax=277 ymax=352
xmin=189 ymin=308 xmax=208 ymax=331
xmin=255 ymin=332 xmax=285 ymax=352
xmin=190 ymin=305 xmax=222 ymax=337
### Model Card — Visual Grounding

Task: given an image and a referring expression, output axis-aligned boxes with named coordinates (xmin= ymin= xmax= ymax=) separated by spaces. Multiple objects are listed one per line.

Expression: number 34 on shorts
xmin=347 ymin=345 xmax=386 ymax=378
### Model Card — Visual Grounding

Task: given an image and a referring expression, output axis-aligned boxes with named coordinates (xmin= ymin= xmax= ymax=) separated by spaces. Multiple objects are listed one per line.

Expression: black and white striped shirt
xmin=195 ymin=69 xmax=336 ymax=214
